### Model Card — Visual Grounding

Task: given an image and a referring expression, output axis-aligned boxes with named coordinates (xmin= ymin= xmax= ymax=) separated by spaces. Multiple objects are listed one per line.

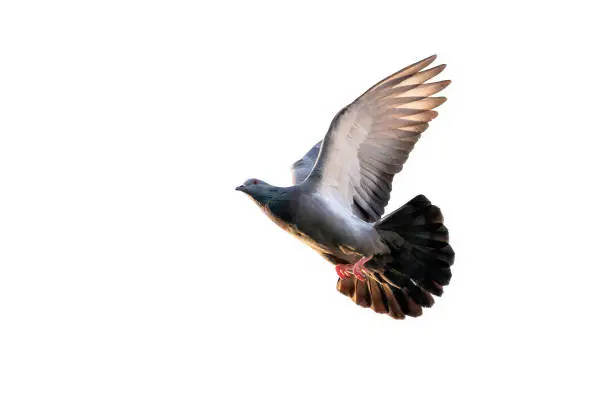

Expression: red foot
xmin=335 ymin=264 xmax=352 ymax=279
xmin=352 ymin=255 xmax=372 ymax=282
xmin=335 ymin=256 xmax=372 ymax=281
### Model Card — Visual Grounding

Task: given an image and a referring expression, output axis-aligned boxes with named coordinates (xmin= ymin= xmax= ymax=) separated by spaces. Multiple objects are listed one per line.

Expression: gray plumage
xmin=291 ymin=141 xmax=321 ymax=185
xmin=237 ymin=55 xmax=454 ymax=319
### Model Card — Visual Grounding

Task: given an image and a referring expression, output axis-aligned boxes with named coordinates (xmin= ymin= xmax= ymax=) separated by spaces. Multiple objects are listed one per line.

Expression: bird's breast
xmin=263 ymin=204 xmax=331 ymax=253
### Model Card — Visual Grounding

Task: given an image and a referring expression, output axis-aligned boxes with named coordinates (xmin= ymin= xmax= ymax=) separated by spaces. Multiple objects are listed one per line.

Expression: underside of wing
xmin=291 ymin=141 xmax=321 ymax=185
xmin=305 ymin=55 xmax=450 ymax=222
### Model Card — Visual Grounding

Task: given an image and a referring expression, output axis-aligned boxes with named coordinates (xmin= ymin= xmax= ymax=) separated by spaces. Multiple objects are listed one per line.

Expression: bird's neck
xmin=249 ymin=186 xmax=283 ymax=207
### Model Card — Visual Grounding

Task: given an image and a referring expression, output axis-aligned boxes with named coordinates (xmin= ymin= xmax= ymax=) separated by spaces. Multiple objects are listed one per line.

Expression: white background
xmin=1 ymin=1 xmax=611 ymax=407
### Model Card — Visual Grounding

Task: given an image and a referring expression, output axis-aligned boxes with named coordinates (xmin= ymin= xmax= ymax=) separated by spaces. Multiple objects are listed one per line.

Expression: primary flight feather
xmin=236 ymin=55 xmax=455 ymax=319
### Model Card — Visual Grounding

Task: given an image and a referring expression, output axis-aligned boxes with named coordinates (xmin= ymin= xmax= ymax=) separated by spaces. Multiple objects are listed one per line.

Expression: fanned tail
xmin=336 ymin=195 xmax=454 ymax=319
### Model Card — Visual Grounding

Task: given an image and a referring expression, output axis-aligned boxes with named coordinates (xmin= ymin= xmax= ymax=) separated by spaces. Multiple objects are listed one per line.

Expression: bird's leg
xmin=335 ymin=256 xmax=373 ymax=280
xmin=335 ymin=264 xmax=352 ymax=279
xmin=351 ymin=255 xmax=373 ymax=282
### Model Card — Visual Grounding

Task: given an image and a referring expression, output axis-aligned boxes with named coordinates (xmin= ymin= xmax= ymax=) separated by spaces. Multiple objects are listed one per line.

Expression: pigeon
xmin=236 ymin=55 xmax=455 ymax=319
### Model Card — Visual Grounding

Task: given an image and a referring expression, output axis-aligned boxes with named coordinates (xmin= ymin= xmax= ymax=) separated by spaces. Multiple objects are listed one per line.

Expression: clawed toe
xmin=353 ymin=268 xmax=367 ymax=281
xmin=336 ymin=255 xmax=372 ymax=281
xmin=335 ymin=264 xmax=351 ymax=279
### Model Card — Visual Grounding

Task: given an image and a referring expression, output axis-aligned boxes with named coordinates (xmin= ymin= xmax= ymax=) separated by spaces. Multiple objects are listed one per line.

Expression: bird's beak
xmin=235 ymin=185 xmax=245 ymax=192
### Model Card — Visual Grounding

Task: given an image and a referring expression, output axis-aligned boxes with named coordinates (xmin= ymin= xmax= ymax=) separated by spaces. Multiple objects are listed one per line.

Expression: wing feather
xmin=290 ymin=141 xmax=322 ymax=184
xmin=303 ymin=55 xmax=450 ymax=221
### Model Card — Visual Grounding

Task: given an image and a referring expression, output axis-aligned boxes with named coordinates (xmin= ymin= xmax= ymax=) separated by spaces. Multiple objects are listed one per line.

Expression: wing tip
xmin=414 ymin=54 xmax=437 ymax=70
xmin=428 ymin=63 xmax=447 ymax=75
xmin=438 ymin=79 xmax=452 ymax=91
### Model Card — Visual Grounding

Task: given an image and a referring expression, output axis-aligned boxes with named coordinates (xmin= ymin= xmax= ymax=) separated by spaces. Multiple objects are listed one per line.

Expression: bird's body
xmin=261 ymin=185 xmax=388 ymax=264
xmin=237 ymin=55 xmax=455 ymax=319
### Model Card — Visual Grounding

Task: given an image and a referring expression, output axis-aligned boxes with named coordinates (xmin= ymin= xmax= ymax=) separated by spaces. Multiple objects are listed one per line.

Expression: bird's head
xmin=235 ymin=178 xmax=277 ymax=206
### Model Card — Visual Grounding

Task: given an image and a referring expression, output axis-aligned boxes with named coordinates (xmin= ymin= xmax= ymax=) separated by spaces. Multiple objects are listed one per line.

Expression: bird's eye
xmin=253 ymin=180 xmax=259 ymax=185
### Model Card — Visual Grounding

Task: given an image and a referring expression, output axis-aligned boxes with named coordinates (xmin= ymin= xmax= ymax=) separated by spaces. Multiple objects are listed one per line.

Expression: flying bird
xmin=236 ymin=55 xmax=455 ymax=319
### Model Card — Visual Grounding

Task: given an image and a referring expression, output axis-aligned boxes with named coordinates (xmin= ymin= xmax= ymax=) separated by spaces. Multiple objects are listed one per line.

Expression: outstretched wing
xmin=303 ymin=55 xmax=449 ymax=222
xmin=291 ymin=141 xmax=322 ymax=185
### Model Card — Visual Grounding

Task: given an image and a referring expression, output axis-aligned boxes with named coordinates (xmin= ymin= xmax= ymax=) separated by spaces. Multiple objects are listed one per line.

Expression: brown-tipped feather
xmin=405 ymin=295 xmax=423 ymax=317
xmin=336 ymin=277 xmax=355 ymax=298
xmin=396 ymin=64 xmax=447 ymax=87
xmin=422 ymin=280 xmax=444 ymax=296
xmin=367 ymin=279 xmax=388 ymax=314
xmin=387 ymin=109 xmax=439 ymax=122
xmin=389 ymin=96 xmax=447 ymax=110
xmin=390 ymin=80 xmax=451 ymax=98
xmin=353 ymin=279 xmax=371 ymax=307
xmin=382 ymin=285 xmax=405 ymax=319
xmin=372 ymin=119 xmax=428 ymax=133
xmin=336 ymin=275 xmax=438 ymax=319
xmin=365 ymin=55 xmax=438 ymax=94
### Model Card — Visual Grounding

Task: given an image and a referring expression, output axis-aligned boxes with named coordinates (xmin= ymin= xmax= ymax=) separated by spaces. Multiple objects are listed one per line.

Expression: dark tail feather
xmin=336 ymin=194 xmax=454 ymax=320
xmin=336 ymin=275 xmax=429 ymax=319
